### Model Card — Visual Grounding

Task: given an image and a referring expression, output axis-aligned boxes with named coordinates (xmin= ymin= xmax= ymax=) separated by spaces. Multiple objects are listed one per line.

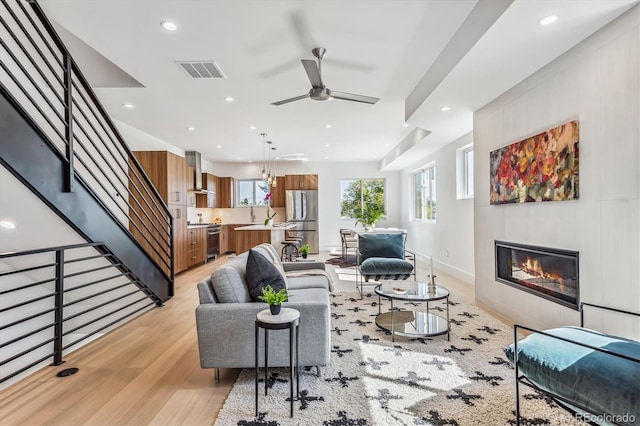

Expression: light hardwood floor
xmin=0 ymin=253 xmax=476 ymax=425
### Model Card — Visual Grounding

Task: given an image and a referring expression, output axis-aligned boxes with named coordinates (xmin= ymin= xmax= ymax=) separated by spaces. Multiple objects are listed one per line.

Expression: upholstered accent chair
xmin=355 ymin=232 xmax=415 ymax=298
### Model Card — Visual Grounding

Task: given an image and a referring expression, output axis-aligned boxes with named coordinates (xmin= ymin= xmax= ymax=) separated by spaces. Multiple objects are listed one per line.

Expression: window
xmin=456 ymin=143 xmax=474 ymax=199
xmin=413 ymin=164 xmax=436 ymax=221
xmin=236 ymin=179 xmax=269 ymax=206
xmin=340 ymin=179 xmax=385 ymax=220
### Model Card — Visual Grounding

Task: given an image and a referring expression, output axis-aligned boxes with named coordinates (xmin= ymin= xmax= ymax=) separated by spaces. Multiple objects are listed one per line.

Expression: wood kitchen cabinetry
xmin=217 ymin=177 xmax=234 ymax=208
xmin=132 ymin=150 xmax=189 ymax=274
xmin=195 ymin=173 xmax=218 ymax=208
xmin=219 ymin=224 xmax=236 ymax=254
xmin=186 ymin=227 xmax=207 ymax=267
xmin=269 ymin=176 xmax=286 ymax=207
xmin=285 ymin=174 xmax=318 ymax=190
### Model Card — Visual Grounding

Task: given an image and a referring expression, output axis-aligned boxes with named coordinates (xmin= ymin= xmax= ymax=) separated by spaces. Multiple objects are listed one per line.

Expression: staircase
xmin=0 ymin=0 xmax=174 ymax=385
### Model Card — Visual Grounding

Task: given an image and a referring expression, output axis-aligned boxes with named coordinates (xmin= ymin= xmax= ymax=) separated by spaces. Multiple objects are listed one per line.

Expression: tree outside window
xmin=236 ymin=179 xmax=269 ymax=206
xmin=340 ymin=179 xmax=385 ymax=226
xmin=414 ymin=164 xmax=436 ymax=221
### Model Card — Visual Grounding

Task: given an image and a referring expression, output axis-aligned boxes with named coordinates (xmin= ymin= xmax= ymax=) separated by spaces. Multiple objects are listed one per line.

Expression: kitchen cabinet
xmin=172 ymin=206 xmax=188 ymax=273
xmin=202 ymin=173 xmax=217 ymax=192
xmin=187 ymin=226 xmax=207 ymax=267
xmin=133 ymin=151 xmax=187 ymax=205
xmin=219 ymin=224 xmax=236 ymax=254
xmin=195 ymin=173 xmax=218 ymax=208
xmin=195 ymin=192 xmax=216 ymax=208
xmin=285 ymin=174 xmax=318 ymax=190
xmin=220 ymin=225 xmax=229 ymax=254
xmin=132 ymin=150 xmax=190 ymax=274
xmin=269 ymin=176 xmax=286 ymax=207
xmin=217 ymin=177 xmax=234 ymax=208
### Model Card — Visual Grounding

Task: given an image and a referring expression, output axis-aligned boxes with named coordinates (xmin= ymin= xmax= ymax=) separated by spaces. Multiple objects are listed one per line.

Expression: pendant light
xmin=266 ymin=141 xmax=273 ymax=184
xmin=271 ymin=146 xmax=277 ymax=187
xmin=260 ymin=133 xmax=267 ymax=180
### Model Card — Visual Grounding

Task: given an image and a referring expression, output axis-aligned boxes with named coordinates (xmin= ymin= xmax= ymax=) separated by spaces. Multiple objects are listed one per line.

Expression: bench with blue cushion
xmin=505 ymin=303 xmax=640 ymax=425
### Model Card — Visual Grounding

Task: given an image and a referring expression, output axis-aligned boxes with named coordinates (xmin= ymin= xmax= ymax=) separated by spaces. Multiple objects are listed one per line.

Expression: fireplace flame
xmin=519 ymin=256 xmax=565 ymax=290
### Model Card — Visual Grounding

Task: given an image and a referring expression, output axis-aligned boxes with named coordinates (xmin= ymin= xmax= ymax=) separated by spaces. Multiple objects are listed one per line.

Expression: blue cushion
xmin=360 ymin=258 xmax=413 ymax=275
xmin=245 ymin=249 xmax=287 ymax=301
xmin=358 ymin=233 xmax=404 ymax=262
xmin=504 ymin=326 xmax=640 ymax=422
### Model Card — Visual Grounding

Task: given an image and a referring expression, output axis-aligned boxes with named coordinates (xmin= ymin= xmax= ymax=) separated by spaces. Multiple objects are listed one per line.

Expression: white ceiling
xmin=39 ymin=0 xmax=638 ymax=170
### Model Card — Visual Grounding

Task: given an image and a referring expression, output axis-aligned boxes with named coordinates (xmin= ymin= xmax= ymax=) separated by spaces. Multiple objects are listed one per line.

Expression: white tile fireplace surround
xmin=473 ymin=6 xmax=639 ymax=334
xmin=495 ymin=241 xmax=579 ymax=310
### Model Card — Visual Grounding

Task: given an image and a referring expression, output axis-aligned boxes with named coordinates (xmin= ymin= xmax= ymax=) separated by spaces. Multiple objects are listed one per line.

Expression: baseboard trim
xmin=410 ymin=250 xmax=475 ymax=286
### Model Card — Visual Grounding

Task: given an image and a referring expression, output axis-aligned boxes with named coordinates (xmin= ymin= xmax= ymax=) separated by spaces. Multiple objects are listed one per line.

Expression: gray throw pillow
xmin=246 ymin=249 xmax=287 ymax=301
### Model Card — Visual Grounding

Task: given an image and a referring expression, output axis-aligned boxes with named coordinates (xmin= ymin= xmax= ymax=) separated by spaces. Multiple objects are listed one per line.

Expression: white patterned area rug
xmin=214 ymin=292 xmax=584 ymax=426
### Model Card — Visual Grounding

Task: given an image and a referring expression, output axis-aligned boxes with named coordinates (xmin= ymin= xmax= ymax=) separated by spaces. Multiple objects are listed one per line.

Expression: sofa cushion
xmin=246 ymin=249 xmax=287 ymax=301
xmin=210 ymin=264 xmax=251 ymax=303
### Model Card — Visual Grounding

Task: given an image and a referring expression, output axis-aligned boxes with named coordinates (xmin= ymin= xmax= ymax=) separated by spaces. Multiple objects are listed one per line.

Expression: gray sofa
xmin=195 ymin=243 xmax=331 ymax=377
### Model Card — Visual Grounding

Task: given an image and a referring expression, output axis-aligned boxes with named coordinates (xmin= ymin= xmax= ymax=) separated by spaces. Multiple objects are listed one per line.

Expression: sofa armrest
xmin=195 ymin=297 xmax=331 ymax=369
xmin=283 ymin=261 xmax=326 ymax=272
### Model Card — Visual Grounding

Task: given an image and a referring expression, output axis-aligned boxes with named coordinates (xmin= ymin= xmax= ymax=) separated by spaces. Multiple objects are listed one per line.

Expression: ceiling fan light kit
xmin=272 ymin=47 xmax=379 ymax=106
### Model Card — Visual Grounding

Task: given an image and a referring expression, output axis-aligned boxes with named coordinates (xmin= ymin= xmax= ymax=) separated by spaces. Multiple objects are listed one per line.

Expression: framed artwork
xmin=490 ymin=120 xmax=579 ymax=205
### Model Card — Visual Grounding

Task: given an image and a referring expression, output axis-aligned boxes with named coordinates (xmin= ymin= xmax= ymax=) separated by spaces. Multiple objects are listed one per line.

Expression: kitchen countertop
xmin=234 ymin=223 xmax=296 ymax=231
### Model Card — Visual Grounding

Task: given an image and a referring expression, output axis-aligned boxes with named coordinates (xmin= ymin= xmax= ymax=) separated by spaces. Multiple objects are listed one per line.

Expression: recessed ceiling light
xmin=217 ymin=145 xmax=222 ymax=149
xmin=440 ymin=106 xmax=452 ymax=111
xmin=402 ymin=123 xmax=409 ymax=127
xmin=248 ymin=125 xmax=256 ymax=130
xmin=187 ymin=126 xmax=195 ymax=131
xmin=539 ymin=15 xmax=558 ymax=26
xmin=0 ymin=220 xmax=16 ymax=229
xmin=325 ymin=124 xmax=332 ymax=129
xmin=123 ymin=103 xmax=134 ymax=108
xmin=160 ymin=21 xmax=178 ymax=31
xmin=224 ymin=96 xmax=234 ymax=102
xmin=385 ymin=143 xmax=390 ymax=147
xmin=324 ymin=144 xmax=330 ymax=147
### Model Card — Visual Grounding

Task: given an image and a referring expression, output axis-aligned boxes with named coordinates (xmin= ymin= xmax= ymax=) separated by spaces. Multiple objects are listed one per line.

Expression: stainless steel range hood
xmin=185 ymin=151 xmax=202 ymax=191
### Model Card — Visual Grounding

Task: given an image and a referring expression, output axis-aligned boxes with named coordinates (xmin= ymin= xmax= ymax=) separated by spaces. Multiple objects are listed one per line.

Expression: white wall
xmin=205 ymin=161 xmax=401 ymax=251
xmin=473 ymin=6 xmax=640 ymax=335
xmin=399 ymin=133 xmax=475 ymax=285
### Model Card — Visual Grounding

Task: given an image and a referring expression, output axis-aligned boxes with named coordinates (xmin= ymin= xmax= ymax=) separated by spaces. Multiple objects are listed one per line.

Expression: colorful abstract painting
xmin=490 ymin=121 xmax=579 ymax=205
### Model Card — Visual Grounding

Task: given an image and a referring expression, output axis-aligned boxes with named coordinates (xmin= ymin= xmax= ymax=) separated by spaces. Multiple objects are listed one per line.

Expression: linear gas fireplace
xmin=495 ymin=241 xmax=579 ymax=310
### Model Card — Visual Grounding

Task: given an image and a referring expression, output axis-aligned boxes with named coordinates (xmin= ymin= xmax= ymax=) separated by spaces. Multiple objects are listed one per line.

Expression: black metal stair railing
xmin=0 ymin=1 xmax=174 ymax=292
xmin=0 ymin=242 xmax=159 ymax=385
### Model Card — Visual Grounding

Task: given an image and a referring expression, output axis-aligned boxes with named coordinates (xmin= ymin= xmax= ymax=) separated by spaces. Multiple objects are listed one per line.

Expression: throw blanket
xmin=286 ymin=269 xmax=334 ymax=292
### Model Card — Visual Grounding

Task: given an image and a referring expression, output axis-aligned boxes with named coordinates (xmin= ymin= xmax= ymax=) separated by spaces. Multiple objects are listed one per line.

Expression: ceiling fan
xmin=271 ymin=47 xmax=379 ymax=106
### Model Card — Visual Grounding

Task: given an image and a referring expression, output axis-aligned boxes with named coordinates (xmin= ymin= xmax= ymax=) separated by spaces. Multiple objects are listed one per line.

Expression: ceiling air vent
xmin=176 ymin=61 xmax=226 ymax=79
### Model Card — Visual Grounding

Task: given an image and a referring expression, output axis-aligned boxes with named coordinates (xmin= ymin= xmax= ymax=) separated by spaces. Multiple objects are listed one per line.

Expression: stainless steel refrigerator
xmin=285 ymin=190 xmax=319 ymax=253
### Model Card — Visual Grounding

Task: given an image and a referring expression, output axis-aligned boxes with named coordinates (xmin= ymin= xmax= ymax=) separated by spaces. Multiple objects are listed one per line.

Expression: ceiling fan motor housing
xmin=309 ymin=87 xmax=332 ymax=101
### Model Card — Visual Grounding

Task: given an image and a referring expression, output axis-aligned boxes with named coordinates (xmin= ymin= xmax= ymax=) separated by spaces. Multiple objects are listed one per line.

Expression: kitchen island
xmin=234 ymin=223 xmax=296 ymax=255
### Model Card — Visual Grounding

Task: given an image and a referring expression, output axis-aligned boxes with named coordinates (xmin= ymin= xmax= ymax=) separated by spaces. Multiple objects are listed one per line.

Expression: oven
xmin=207 ymin=224 xmax=221 ymax=260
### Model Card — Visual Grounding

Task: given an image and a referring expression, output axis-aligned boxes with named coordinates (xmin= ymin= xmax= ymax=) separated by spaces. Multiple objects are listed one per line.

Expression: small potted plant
xmin=257 ymin=285 xmax=289 ymax=315
xmin=299 ymin=244 xmax=310 ymax=259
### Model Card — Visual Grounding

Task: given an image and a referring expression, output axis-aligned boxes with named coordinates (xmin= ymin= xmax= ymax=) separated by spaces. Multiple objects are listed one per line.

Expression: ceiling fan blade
xmin=302 ymin=59 xmax=323 ymax=88
xmin=290 ymin=10 xmax=316 ymax=51
xmin=330 ymin=91 xmax=379 ymax=104
xmin=271 ymin=94 xmax=309 ymax=106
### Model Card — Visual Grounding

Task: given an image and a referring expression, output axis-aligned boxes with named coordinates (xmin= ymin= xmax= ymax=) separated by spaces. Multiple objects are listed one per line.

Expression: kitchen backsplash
xmin=187 ymin=206 xmax=285 ymax=225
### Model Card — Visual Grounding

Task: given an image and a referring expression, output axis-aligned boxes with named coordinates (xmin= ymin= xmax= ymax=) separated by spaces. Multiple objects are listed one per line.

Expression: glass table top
xmin=375 ymin=281 xmax=450 ymax=301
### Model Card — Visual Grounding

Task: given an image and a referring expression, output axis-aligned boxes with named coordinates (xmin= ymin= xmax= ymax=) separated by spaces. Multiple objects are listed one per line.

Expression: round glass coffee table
xmin=374 ymin=281 xmax=450 ymax=342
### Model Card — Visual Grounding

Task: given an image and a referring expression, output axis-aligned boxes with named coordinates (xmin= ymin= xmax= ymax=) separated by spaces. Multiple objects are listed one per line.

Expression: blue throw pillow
xmin=245 ymin=249 xmax=287 ymax=301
